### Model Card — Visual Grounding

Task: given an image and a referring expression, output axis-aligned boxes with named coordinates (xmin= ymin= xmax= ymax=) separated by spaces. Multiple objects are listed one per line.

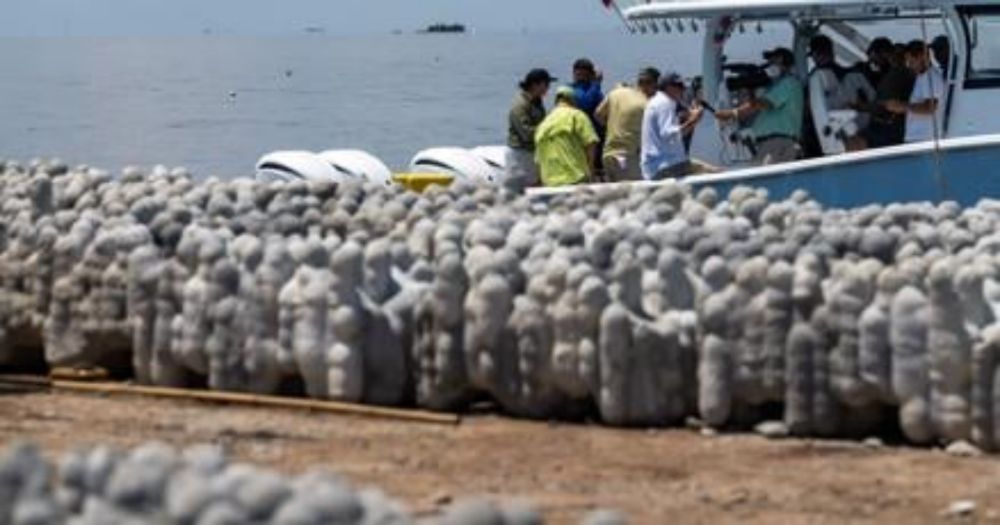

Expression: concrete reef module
xmin=0 ymin=440 xmax=620 ymax=524
xmin=4 ymin=158 xmax=1000 ymax=448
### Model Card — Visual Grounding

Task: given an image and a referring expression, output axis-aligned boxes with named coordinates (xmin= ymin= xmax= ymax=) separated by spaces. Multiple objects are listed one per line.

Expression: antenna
xmin=918 ymin=7 xmax=948 ymax=200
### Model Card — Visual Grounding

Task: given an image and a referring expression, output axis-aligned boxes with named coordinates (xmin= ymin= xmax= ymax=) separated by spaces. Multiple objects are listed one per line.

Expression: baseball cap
xmin=573 ymin=58 xmax=596 ymax=72
xmin=555 ymin=85 xmax=576 ymax=102
xmin=658 ymin=70 xmax=685 ymax=90
xmin=763 ymin=47 xmax=795 ymax=67
xmin=520 ymin=68 xmax=557 ymax=89
xmin=638 ymin=67 xmax=661 ymax=83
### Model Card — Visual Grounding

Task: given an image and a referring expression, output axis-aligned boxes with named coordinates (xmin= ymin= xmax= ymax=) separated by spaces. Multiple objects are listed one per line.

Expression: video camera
xmin=722 ymin=63 xmax=772 ymax=92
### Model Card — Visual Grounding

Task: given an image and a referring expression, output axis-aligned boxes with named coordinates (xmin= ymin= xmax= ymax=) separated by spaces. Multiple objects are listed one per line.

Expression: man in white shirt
xmin=887 ymin=40 xmax=944 ymax=144
xmin=640 ymin=72 xmax=704 ymax=180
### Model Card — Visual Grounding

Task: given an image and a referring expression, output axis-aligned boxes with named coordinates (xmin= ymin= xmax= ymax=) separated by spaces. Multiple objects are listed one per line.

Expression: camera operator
xmin=716 ymin=47 xmax=805 ymax=165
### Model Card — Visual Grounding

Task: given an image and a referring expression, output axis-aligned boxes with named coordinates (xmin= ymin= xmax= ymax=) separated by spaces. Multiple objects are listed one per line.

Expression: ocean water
xmin=0 ymin=31 xmax=741 ymax=176
xmin=0 ymin=23 xmax=935 ymax=177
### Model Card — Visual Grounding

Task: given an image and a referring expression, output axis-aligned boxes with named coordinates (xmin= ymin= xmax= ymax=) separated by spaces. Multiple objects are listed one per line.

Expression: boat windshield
xmin=967 ymin=11 xmax=1000 ymax=81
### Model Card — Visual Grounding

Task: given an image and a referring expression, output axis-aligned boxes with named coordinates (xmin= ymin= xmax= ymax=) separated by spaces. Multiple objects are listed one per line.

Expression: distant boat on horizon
xmin=304 ymin=26 xmax=326 ymax=35
xmin=418 ymin=23 xmax=466 ymax=34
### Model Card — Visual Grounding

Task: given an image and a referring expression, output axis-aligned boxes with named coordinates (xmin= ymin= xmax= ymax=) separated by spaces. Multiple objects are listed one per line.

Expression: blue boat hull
xmin=530 ymin=135 xmax=1000 ymax=209
xmin=683 ymin=136 xmax=1000 ymax=208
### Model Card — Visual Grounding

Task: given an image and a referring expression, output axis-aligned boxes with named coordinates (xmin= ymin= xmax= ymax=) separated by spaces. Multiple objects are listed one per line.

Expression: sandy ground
xmin=1 ymin=388 xmax=999 ymax=524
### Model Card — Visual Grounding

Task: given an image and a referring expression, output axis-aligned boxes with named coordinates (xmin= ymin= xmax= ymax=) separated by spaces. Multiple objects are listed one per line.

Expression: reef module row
xmin=1 ymin=158 xmax=1000 ymax=449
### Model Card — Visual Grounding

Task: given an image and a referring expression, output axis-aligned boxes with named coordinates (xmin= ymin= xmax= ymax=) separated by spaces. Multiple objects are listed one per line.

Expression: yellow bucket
xmin=392 ymin=172 xmax=454 ymax=193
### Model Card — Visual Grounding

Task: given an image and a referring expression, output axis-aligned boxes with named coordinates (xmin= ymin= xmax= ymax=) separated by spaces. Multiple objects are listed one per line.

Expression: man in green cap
xmin=534 ymin=86 xmax=600 ymax=187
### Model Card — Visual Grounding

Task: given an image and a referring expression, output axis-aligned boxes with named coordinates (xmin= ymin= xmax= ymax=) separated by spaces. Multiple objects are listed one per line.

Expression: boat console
xmin=610 ymin=0 xmax=1000 ymax=167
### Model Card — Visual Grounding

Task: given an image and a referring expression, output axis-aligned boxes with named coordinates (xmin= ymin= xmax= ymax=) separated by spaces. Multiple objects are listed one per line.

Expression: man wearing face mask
xmin=861 ymin=37 xmax=893 ymax=88
xmin=717 ymin=47 xmax=805 ymax=165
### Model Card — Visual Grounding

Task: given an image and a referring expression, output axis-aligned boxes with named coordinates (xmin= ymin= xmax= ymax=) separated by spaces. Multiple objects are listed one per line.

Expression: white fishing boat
xmin=531 ymin=0 xmax=1000 ymax=206
xmin=258 ymin=0 xmax=1000 ymax=207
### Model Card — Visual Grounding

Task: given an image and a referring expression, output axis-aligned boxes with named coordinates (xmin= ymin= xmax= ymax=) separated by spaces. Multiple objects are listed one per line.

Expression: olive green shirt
xmin=507 ymin=91 xmax=546 ymax=151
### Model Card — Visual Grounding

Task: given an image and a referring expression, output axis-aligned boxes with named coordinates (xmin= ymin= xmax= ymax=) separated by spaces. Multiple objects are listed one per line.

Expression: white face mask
xmin=765 ymin=64 xmax=783 ymax=79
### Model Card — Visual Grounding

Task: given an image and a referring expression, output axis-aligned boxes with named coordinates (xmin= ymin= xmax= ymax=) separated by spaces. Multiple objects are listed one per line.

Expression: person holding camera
xmin=716 ymin=47 xmax=805 ymax=165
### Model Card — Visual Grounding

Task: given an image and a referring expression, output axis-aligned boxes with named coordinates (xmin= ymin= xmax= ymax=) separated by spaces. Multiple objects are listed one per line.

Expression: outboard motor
xmin=255 ymin=151 xmax=341 ymax=183
xmin=317 ymin=149 xmax=394 ymax=187
xmin=409 ymin=147 xmax=502 ymax=185
xmin=470 ymin=146 xmax=508 ymax=173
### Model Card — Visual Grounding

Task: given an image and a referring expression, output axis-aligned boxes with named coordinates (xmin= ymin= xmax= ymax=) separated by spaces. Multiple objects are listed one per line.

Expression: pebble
xmin=581 ymin=509 xmax=629 ymax=525
xmin=685 ymin=416 xmax=705 ymax=430
xmin=432 ymin=491 xmax=453 ymax=506
xmin=862 ymin=437 xmax=885 ymax=449
xmin=941 ymin=500 xmax=977 ymax=519
xmin=945 ymin=441 xmax=984 ymax=458
xmin=0 ymin=440 xmax=613 ymax=524
xmin=754 ymin=421 xmax=790 ymax=440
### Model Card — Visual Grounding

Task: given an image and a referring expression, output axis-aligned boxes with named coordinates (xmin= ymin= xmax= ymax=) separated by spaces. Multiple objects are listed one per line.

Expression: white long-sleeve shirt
xmin=640 ymin=92 xmax=688 ymax=179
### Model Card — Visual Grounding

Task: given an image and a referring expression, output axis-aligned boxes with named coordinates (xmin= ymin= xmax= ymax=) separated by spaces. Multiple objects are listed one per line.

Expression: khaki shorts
xmin=754 ymin=137 xmax=803 ymax=166
xmin=601 ymin=153 xmax=642 ymax=183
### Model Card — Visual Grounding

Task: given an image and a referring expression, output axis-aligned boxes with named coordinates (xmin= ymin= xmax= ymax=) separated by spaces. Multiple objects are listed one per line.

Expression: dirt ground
xmin=1 ymin=389 xmax=999 ymax=524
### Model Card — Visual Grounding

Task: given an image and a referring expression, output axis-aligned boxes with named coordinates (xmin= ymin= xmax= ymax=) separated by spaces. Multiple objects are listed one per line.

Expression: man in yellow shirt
xmin=595 ymin=67 xmax=660 ymax=182
xmin=534 ymin=86 xmax=599 ymax=187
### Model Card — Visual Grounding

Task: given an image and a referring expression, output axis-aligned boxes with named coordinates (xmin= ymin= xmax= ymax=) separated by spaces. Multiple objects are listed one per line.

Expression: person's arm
xmin=913 ymin=70 xmax=944 ymax=115
xmin=716 ymin=97 xmax=771 ymax=121
xmin=883 ymin=96 xmax=937 ymax=115
xmin=887 ymin=71 xmax=943 ymax=116
xmin=510 ymin=103 xmax=539 ymax=146
xmin=907 ymin=98 xmax=939 ymax=115
xmin=717 ymin=79 xmax=790 ymax=121
xmin=595 ymin=97 xmax=611 ymax=126
xmin=579 ymin=113 xmax=600 ymax=181
xmin=585 ymin=142 xmax=597 ymax=181
xmin=680 ymin=104 xmax=704 ymax=136
xmin=657 ymin=102 xmax=683 ymax=143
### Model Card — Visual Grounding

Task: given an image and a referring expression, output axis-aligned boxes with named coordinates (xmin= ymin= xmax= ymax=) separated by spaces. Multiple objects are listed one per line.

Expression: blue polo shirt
xmin=573 ymin=81 xmax=605 ymax=125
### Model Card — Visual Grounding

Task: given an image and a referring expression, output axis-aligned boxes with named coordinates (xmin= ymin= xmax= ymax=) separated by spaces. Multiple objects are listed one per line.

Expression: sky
xmin=6 ymin=0 xmax=618 ymax=37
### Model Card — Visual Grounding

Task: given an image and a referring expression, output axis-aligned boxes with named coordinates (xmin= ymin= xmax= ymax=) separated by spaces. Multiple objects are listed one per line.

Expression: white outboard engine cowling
xmin=255 ymin=151 xmax=342 ymax=183
xmin=409 ymin=147 xmax=501 ymax=185
xmin=318 ymin=149 xmax=394 ymax=187
xmin=470 ymin=146 xmax=508 ymax=173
